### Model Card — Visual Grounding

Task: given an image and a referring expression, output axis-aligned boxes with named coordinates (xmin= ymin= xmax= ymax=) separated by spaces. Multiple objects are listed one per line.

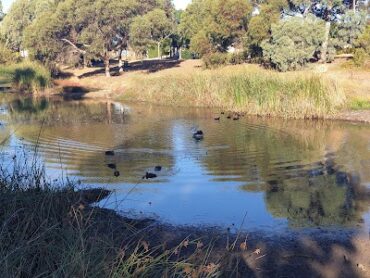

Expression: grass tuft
xmin=0 ymin=61 xmax=51 ymax=93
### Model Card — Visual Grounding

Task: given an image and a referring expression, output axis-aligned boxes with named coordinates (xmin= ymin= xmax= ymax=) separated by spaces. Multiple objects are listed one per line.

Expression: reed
xmin=121 ymin=65 xmax=346 ymax=118
xmin=0 ymin=61 xmax=51 ymax=93
xmin=0 ymin=156 xmax=222 ymax=277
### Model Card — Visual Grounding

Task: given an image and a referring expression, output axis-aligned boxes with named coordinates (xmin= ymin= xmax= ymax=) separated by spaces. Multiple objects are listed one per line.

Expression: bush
xmin=262 ymin=16 xmax=325 ymax=71
xmin=0 ymin=43 xmax=19 ymax=64
xmin=202 ymin=52 xmax=228 ymax=68
xmin=353 ymin=48 xmax=367 ymax=67
xmin=0 ymin=61 xmax=51 ymax=93
xmin=228 ymin=52 xmax=247 ymax=65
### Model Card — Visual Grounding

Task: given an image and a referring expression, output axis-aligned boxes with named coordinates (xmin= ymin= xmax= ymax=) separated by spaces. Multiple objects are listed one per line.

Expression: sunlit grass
xmin=349 ymin=98 xmax=370 ymax=110
xmin=0 ymin=61 xmax=51 ymax=93
xmin=120 ymin=65 xmax=346 ymax=119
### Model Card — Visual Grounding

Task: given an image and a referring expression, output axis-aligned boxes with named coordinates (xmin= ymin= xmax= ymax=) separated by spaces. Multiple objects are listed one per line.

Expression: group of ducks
xmin=104 ymin=150 xmax=161 ymax=179
xmin=215 ymin=111 xmax=245 ymax=121
xmin=105 ymin=110 xmax=244 ymax=176
xmin=192 ymin=111 xmax=245 ymax=141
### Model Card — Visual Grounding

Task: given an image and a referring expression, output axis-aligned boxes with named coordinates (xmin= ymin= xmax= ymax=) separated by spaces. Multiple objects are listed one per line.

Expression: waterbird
xmin=192 ymin=130 xmax=204 ymax=140
xmin=114 ymin=170 xmax=120 ymax=177
xmin=227 ymin=115 xmax=232 ymax=119
xmin=143 ymin=172 xmax=157 ymax=179
xmin=214 ymin=116 xmax=220 ymax=121
xmin=233 ymin=115 xmax=240 ymax=120
xmin=107 ymin=163 xmax=117 ymax=169
xmin=105 ymin=150 xmax=115 ymax=156
xmin=154 ymin=166 xmax=162 ymax=171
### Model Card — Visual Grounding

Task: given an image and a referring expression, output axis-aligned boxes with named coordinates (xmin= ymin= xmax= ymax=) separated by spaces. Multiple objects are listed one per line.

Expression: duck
xmin=105 ymin=150 xmax=115 ymax=156
xmin=154 ymin=166 xmax=162 ymax=172
xmin=107 ymin=163 xmax=117 ymax=169
xmin=114 ymin=170 xmax=120 ymax=177
xmin=143 ymin=172 xmax=157 ymax=179
xmin=233 ymin=115 xmax=240 ymax=120
xmin=214 ymin=116 xmax=220 ymax=121
xmin=192 ymin=130 xmax=204 ymax=140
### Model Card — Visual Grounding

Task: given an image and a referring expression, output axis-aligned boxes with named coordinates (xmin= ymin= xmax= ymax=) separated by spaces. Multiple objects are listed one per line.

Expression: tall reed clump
xmin=0 ymin=61 xmax=51 ymax=93
xmin=122 ymin=66 xmax=345 ymax=118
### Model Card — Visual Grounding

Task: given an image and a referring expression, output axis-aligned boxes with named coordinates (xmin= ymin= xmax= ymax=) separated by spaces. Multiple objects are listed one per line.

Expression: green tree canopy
xmin=262 ymin=15 xmax=325 ymax=71
xmin=179 ymin=0 xmax=252 ymax=56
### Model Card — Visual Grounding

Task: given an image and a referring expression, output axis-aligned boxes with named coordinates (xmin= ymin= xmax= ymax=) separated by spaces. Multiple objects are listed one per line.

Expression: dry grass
xmin=58 ymin=59 xmax=370 ymax=118
xmin=117 ymin=63 xmax=345 ymax=119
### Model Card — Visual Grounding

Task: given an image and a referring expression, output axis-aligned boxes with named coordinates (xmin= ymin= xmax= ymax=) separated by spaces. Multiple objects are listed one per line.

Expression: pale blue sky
xmin=2 ymin=0 xmax=191 ymax=12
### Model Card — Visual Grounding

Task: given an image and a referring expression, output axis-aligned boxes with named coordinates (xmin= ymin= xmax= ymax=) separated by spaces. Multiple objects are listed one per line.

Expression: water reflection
xmin=0 ymin=96 xmax=369 ymax=231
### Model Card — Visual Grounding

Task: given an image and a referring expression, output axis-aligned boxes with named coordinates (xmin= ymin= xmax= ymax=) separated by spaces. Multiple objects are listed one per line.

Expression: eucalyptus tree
xmin=0 ymin=0 xmax=60 ymax=51
xmin=179 ymin=0 xmax=253 ymax=56
xmin=245 ymin=0 xmax=288 ymax=58
xmin=262 ymin=15 xmax=326 ymax=71
xmin=130 ymin=8 xmax=174 ymax=58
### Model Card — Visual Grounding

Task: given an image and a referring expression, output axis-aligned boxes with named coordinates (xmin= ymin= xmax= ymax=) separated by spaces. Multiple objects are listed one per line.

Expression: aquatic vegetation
xmin=0 ymin=61 xmax=51 ymax=93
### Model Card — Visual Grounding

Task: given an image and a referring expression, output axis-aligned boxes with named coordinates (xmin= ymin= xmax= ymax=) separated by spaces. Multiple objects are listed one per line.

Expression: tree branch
xmin=61 ymin=38 xmax=86 ymax=54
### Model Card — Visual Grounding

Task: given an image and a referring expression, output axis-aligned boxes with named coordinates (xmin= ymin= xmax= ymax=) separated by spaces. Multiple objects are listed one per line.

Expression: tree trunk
xmin=353 ymin=0 xmax=356 ymax=13
xmin=321 ymin=21 xmax=331 ymax=63
xmin=179 ymin=47 xmax=182 ymax=60
xmin=104 ymin=55 xmax=111 ymax=77
xmin=157 ymin=42 xmax=161 ymax=59
xmin=82 ymin=53 xmax=87 ymax=69
xmin=118 ymin=49 xmax=123 ymax=74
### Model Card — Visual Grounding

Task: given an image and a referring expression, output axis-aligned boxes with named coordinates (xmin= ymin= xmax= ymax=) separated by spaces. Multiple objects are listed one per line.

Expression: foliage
xmin=245 ymin=0 xmax=288 ymax=58
xmin=0 ymin=61 xmax=51 ymax=93
xmin=354 ymin=24 xmax=370 ymax=54
xmin=228 ymin=52 xmax=247 ymax=65
xmin=202 ymin=52 xmax=229 ymax=68
xmin=331 ymin=10 xmax=367 ymax=50
xmin=179 ymin=0 xmax=252 ymax=56
xmin=130 ymin=8 xmax=174 ymax=55
xmin=0 ymin=42 xmax=20 ymax=64
xmin=0 ymin=0 xmax=58 ymax=51
xmin=353 ymin=48 xmax=367 ymax=67
xmin=262 ymin=16 xmax=325 ymax=71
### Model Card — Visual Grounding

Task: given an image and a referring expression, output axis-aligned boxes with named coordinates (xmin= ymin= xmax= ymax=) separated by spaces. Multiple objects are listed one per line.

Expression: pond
xmin=1 ymin=95 xmax=370 ymax=234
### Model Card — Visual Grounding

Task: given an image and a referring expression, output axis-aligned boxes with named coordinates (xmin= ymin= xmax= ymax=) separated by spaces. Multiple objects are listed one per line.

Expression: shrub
xmin=228 ymin=52 xmax=247 ymax=65
xmin=353 ymin=48 xmax=367 ymax=67
xmin=262 ymin=16 xmax=325 ymax=71
xmin=0 ymin=61 xmax=51 ymax=93
xmin=202 ymin=52 xmax=228 ymax=68
xmin=0 ymin=43 xmax=19 ymax=64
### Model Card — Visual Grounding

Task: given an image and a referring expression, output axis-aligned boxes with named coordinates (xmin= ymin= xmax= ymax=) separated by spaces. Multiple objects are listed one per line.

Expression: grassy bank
xmin=0 ymin=61 xmax=51 ymax=93
xmin=119 ymin=64 xmax=345 ymax=119
xmin=0 ymin=161 xmax=213 ymax=277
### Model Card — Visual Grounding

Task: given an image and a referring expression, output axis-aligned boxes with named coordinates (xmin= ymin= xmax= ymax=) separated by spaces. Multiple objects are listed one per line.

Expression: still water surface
xmin=1 ymin=96 xmax=370 ymax=233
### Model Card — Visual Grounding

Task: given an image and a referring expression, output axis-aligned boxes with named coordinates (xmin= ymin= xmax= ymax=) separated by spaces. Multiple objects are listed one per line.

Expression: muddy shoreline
xmin=89 ymin=188 xmax=370 ymax=278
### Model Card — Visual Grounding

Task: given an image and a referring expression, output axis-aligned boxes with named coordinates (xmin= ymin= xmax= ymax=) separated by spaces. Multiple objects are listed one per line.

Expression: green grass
xmin=0 ymin=61 xmax=51 ymax=93
xmin=121 ymin=65 xmax=346 ymax=119
xmin=349 ymin=98 xmax=370 ymax=110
